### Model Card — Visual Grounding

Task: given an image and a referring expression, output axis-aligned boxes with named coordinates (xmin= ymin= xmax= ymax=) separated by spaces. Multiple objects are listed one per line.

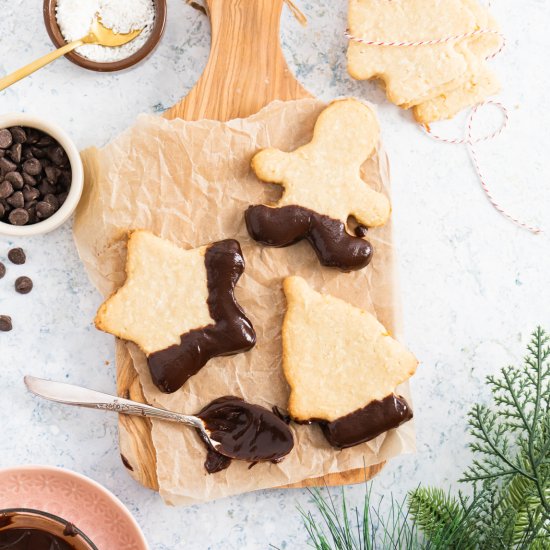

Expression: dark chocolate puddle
xmin=245 ymin=204 xmax=373 ymax=272
xmin=306 ymin=394 xmax=413 ymax=449
xmin=148 ymin=240 xmax=256 ymax=393
xmin=196 ymin=396 xmax=294 ymax=474
xmin=0 ymin=528 xmax=76 ymax=550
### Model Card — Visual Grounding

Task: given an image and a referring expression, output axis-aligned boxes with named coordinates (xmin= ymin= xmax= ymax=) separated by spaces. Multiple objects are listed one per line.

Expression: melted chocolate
xmin=0 ymin=529 xmax=76 ymax=549
xmin=245 ymin=205 xmax=373 ymax=272
xmin=148 ymin=240 xmax=256 ymax=393
xmin=313 ymin=394 xmax=413 ymax=449
xmin=197 ymin=396 xmax=294 ymax=473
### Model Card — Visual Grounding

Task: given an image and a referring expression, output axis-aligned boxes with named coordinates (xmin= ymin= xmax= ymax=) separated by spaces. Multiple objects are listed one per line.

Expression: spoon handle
xmin=24 ymin=376 xmax=202 ymax=429
xmin=0 ymin=39 xmax=83 ymax=92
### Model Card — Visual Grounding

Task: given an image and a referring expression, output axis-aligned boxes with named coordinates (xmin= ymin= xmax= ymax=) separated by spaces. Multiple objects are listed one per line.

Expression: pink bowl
xmin=0 ymin=465 xmax=148 ymax=550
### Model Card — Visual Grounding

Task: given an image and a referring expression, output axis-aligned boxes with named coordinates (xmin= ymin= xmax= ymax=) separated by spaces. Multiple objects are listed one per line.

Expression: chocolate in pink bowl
xmin=0 ymin=508 xmax=97 ymax=550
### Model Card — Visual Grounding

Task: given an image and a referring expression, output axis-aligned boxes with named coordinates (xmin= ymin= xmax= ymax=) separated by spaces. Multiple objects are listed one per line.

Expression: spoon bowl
xmin=43 ymin=0 xmax=167 ymax=72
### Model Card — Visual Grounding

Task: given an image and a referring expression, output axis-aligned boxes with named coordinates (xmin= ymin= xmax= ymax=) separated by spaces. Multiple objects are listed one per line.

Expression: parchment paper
xmin=73 ymin=98 xmax=415 ymax=505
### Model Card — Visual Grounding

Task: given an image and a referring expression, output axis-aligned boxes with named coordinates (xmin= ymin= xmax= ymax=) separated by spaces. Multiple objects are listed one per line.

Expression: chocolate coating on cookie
xmin=245 ymin=204 xmax=373 ymax=272
xmin=311 ymin=394 xmax=413 ymax=449
xmin=148 ymin=240 xmax=256 ymax=393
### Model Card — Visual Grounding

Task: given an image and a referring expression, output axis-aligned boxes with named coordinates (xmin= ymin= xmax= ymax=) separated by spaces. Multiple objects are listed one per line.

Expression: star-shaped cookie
xmin=282 ymin=276 xmax=418 ymax=447
xmin=95 ymin=230 xmax=256 ymax=393
xmin=245 ymin=99 xmax=391 ymax=272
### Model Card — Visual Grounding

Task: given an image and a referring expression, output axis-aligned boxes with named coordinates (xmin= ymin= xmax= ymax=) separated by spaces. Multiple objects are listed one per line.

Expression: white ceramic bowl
xmin=0 ymin=113 xmax=83 ymax=236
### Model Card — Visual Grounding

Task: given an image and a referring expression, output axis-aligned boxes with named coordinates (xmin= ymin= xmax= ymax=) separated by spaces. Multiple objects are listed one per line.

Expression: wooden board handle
xmin=165 ymin=0 xmax=310 ymax=121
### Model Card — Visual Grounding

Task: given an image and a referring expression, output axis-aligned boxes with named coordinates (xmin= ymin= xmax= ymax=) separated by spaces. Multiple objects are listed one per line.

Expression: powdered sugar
xmin=56 ymin=0 xmax=155 ymax=63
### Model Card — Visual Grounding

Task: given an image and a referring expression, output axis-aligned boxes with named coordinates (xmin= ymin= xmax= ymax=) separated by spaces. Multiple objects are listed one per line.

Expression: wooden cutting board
xmin=117 ymin=0 xmax=387 ymax=493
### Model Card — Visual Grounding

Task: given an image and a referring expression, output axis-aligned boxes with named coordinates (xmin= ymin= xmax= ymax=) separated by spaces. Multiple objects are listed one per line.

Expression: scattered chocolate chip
xmin=22 ymin=158 xmax=42 ymax=176
xmin=0 ymin=262 xmax=5 ymax=278
xmin=10 ymin=126 xmax=27 ymax=144
xmin=5 ymin=171 xmax=24 ymax=190
xmin=0 ymin=180 xmax=13 ymax=199
xmin=8 ymin=247 xmax=26 ymax=264
xmin=0 ymin=315 xmax=12 ymax=332
xmin=8 ymin=208 xmax=29 ymax=225
xmin=0 ymin=129 xmax=13 ymax=149
xmin=15 ymin=276 xmax=33 ymax=294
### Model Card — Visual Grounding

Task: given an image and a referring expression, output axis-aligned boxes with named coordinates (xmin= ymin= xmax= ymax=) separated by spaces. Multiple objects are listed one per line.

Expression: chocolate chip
xmin=0 ymin=262 xmax=5 ymax=278
xmin=4 ymin=171 xmax=24 ymax=190
xmin=10 ymin=127 xmax=26 ymax=144
xmin=36 ymin=201 xmax=56 ymax=219
xmin=8 ymin=208 xmax=29 ymax=225
xmin=47 ymin=146 xmax=67 ymax=167
xmin=38 ymin=181 xmax=56 ymax=196
xmin=27 ymin=206 xmax=37 ymax=224
xmin=57 ymin=192 xmax=68 ymax=206
xmin=22 ymin=158 xmax=42 ymax=176
xmin=8 ymin=247 xmax=26 ymax=264
xmin=58 ymin=170 xmax=71 ymax=187
xmin=0 ymin=157 xmax=17 ymax=173
xmin=37 ymin=135 xmax=54 ymax=147
xmin=44 ymin=165 xmax=60 ymax=183
xmin=7 ymin=143 xmax=22 ymax=164
xmin=30 ymin=146 xmax=48 ymax=159
xmin=7 ymin=191 xmax=24 ymax=209
xmin=0 ymin=315 xmax=12 ymax=332
xmin=0 ymin=203 xmax=4 ymax=218
xmin=24 ymin=129 xmax=39 ymax=145
xmin=0 ymin=180 xmax=13 ymax=199
xmin=22 ymin=172 xmax=37 ymax=186
xmin=22 ymin=185 xmax=40 ymax=202
xmin=0 ymin=129 xmax=13 ymax=149
xmin=15 ymin=276 xmax=33 ymax=294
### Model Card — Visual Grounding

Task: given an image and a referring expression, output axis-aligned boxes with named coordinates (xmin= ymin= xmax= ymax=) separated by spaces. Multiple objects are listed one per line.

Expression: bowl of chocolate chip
xmin=0 ymin=114 xmax=83 ymax=236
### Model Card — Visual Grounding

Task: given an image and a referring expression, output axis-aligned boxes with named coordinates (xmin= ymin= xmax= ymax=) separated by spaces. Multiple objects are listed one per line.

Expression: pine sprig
xmin=291 ymin=328 xmax=550 ymax=549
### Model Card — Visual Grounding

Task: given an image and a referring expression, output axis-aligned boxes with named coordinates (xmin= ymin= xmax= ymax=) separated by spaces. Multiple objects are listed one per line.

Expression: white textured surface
xmin=0 ymin=1 xmax=549 ymax=549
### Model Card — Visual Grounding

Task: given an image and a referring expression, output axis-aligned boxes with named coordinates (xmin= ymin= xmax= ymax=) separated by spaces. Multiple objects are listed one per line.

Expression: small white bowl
xmin=0 ymin=113 xmax=83 ymax=236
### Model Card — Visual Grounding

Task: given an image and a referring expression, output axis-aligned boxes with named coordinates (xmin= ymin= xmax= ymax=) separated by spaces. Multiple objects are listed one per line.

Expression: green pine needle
xmin=290 ymin=327 xmax=550 ymax=549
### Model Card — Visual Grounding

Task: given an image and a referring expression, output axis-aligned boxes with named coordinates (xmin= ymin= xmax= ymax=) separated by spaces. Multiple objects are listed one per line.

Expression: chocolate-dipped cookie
xmin=245 ymin=99 xmax=391 ymax=272
xmin=95 ymin=231 xmax=256 ymax=393
xmin=282 ymin=276 xmax=417 ymax=448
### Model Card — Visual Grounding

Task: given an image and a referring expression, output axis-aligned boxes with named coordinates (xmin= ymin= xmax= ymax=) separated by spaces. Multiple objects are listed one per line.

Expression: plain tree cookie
xmin=245 ymin=99 xmax=390 ymax=272
xmin=95 ymin=230 xmax=256 ymax=393
xmin=347 ymin=0 xmax=502 ymax=119
xmin=282 ymin=276 xmax=418 ymax=448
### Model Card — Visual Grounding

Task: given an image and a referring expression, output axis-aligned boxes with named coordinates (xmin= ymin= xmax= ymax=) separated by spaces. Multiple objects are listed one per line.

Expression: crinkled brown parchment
xmin=73 ymin=98 xmax=415 ymax=505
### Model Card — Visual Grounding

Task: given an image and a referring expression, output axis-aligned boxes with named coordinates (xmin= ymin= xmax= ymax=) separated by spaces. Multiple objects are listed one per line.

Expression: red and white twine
xmin=345 ymin=25 xmax=540 ymax=234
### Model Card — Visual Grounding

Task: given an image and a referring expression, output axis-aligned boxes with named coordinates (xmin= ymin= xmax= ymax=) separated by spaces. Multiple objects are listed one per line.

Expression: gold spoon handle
xmin=0 ymin=39 xmax=84 ymax=92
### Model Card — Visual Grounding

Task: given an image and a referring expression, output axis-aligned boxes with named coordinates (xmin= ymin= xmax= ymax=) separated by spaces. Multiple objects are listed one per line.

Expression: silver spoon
xmin=24 ymin=375 xmax=225 ymax=455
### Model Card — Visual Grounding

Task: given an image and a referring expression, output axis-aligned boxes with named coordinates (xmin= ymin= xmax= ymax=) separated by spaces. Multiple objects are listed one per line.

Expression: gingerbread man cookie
xmin=95 ymin=231 xmax=256 ymax=393
xmin=245 ymin=99 xmax=390 ymax=272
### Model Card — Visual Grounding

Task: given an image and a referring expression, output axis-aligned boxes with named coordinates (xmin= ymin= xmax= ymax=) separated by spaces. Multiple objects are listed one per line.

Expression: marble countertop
xmin=1 ymin=1 xmax=549 ymax=548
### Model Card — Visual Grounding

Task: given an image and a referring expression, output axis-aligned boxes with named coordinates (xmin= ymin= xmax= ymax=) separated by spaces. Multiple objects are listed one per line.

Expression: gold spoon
xmin=0 ymin=17 xmax=142 ymax=92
